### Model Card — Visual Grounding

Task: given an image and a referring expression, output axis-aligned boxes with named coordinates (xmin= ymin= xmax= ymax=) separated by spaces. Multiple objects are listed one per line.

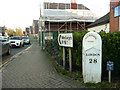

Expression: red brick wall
xmin=110 ymin=1 xmax=120 ymax=32
xmin=45 ymin=22 xmax=88 ymax=31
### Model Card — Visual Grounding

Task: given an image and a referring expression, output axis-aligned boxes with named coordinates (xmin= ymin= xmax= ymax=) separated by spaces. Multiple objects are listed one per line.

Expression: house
xmin=0 ymin=26 xmax=5 ymax=35
xmin=29 ymin=26 xmax=33 ymax=34
xmin=110 ymin=0 xmax=120 ymax=32
xmin=86 ymin=13 xmax=110 ymax=33
xmin=32 ymin=20 xmax=39 ymax=34
xmin=39 ymin=0 xmax=98 ymax=32
xmin=0 ymin=26 xmax=8 ymax=38
xmin=87 ymin=0 xmax=120 ymax=33
xmin=25 ymin=27 xmax=30 ymax=36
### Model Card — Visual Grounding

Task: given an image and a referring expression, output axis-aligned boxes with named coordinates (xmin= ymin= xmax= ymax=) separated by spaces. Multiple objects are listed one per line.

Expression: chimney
xmin=71 ymin=0 xmax=77 ymax=9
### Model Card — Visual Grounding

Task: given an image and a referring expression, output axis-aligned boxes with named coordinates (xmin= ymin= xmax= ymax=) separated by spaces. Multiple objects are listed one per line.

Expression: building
xmin=25 ymin=27 xmax=30 ymax=36
xmin=110 ymin=0 xmax=120 ymax=32
xmin=86 ymin=13 xmax=110 ymax=33
xmin=0 ymin=26 xmax=5 ymax=35
xmin=0 ymin=26 xmax=7 ymax=36
xmin=87 ymin=0 xmax=120 ymax=33
xmin=23 ymin=31 xmax=26 ymax=36
xmin=38 ymin=0 xmax=98 ymax=48
xmin=0 ymin=26 xmax=8 ymax=38
xmin=32 ymin=20 xmax=39 ymax=34
xmin=29 ymin=26 xmax=33 ymax=34
xmin=39 ymin=1 xmax=98 ymax=32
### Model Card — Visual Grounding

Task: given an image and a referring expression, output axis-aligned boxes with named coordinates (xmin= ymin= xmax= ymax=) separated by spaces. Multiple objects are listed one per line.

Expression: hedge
xmin=45 ymin=31 xmax=120 ymax=78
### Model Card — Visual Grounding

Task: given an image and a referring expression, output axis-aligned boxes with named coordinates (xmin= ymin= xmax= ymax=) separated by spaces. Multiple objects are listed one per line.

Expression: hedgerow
xmin=45 ymin=31 xmax=120 ymax=78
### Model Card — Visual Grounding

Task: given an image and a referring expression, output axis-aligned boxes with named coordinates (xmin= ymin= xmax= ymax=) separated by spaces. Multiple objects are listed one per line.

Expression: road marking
xmin=0 ymin=44 xmax=33 ymax=69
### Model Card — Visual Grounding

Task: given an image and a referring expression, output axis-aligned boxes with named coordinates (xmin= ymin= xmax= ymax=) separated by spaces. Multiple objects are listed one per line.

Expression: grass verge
xmin=43 ymin=50 xmax=120 ymax=88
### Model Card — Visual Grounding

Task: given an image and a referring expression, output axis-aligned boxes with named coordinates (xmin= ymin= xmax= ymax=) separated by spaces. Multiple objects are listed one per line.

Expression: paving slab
xmin=2 ymin=42 xmax=85 ymax=88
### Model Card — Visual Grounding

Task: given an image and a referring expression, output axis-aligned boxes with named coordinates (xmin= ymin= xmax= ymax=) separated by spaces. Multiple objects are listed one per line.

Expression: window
xmin=9 ymin=37 xmax=21 ymax=40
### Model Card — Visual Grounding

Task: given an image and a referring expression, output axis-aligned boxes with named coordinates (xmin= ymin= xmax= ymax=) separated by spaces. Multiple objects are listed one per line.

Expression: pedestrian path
xmin=2 ymin=41 xmax=85 ymax=88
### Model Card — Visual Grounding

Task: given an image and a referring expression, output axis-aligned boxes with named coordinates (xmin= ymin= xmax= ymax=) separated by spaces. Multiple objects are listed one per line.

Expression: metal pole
xmin=70 ymin=22 xmax=72 ymax=31
xmin=40 ymin=2 xmax=43 ymax=49
xmin=42 ymin=0 xmax=45 ymax=49
xmin=63 ymin=47 xmax=65 ymax=69
xmin=69 ymin=21 xmax=72 ymax=72
xmin=83 ymin=4 xmax=85 ymax=30
xmin=40 ymin=27 xmax=43 ymax=49
xmin=69 ymin=48 xmax=72 ymax=72
xmin=109 ymin=71 xmax=111 ymax=83
xmin=43 ymin=30 xmax=45 ymax=48
xmin=77 ymin=22 xmax=78 ymax=31
xmin=70 ymin=0 xmax=72 ymax=31
xmin=69 ymin=3 xmax=72 ymax=72
xmin=49 ymin=21 xmax=51 ymax=40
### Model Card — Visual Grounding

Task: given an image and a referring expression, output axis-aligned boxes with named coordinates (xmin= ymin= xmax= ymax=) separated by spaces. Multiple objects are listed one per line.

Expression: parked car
xmin=22 ymin=36 xmax=30 ymax=44
xmin=0 ymin=36 xmax=11 ymax=55
xmin=9 ymin=36 xmax=24 ymax=48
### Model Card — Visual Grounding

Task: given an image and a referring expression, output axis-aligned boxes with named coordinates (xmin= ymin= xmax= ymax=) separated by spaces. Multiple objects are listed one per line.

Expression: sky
xmin=0 ymin=0 xmax=110 ymax=31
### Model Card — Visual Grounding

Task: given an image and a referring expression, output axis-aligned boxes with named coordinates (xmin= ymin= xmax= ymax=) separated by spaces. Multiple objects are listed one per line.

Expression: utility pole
xmin=48 ymin=2 xmax=51 ymax=40
xmin=69 ymin=0 xmax=73 ymax=72
xmin=43 ymin=0 xmax=46 ymax=49
xmin=39 ymin=2 xmax=43 ymax=49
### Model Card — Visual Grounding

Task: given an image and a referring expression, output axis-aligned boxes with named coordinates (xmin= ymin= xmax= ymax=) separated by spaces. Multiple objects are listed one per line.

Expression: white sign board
xmin=58 ymin=33 xmax=73 ymax=48
xmin=82 ymin=31 xmax=102 ymax=83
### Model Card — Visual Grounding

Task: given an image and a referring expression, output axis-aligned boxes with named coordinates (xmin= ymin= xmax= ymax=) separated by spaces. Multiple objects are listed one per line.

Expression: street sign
xmin=58 ymin=33 xmax=73 ymax=72
xmin=107 ymin=61 xmax=114 ymax=83
xmin=58 ymin=33 xmax=73 ymax=48
xmin=107 ymin=61 xmax=114 ymax=71
xmin=82 ymin=31 xmax=102 ymax=83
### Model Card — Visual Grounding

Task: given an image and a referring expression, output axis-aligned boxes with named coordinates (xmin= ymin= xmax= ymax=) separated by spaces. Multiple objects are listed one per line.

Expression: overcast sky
xmin=0 ymin=0 xmax=110 ymax=31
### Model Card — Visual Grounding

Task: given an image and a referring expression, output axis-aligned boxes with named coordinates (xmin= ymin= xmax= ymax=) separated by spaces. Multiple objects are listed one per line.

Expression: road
xmin=2 ymin=44 xmax=31 ymax=62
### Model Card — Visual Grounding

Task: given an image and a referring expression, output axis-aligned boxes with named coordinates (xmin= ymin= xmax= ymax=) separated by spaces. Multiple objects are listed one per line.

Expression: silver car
xmin=0 ymin=36 xmax=11 ymax=55
xmin=22 ymin=37 xmax=30 ymax=44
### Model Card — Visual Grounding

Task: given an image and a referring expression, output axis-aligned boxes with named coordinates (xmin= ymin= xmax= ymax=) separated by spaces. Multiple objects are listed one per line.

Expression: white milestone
xmin=82 ymin=31 xmax=102 ymax=83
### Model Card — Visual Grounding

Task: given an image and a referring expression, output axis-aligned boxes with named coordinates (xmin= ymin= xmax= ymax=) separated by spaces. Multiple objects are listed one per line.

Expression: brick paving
xmin=2 ymin=42 xmax=85 ymax=88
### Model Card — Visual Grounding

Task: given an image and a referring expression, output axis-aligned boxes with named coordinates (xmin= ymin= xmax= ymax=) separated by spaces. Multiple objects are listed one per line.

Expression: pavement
xmin=2 ymin=40 xmax=85 ymax=88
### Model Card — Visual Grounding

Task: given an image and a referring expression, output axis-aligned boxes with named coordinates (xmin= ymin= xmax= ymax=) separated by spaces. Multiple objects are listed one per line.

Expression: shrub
xmin=45 ymin=31 xmax=120 ymax=78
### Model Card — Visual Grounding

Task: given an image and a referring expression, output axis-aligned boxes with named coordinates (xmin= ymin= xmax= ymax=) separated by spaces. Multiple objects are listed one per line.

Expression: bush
xmin=99 ymin=31 xmax=120 ymax=77
xmin=45 ymin=31 xmax=120 ymax=78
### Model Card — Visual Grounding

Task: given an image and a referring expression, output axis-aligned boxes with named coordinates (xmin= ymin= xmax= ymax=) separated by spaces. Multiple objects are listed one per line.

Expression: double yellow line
xmin=0 ymin=45 xmax=32 ymax=69
xmin=0 ymin=56 xmax=15 ymax=69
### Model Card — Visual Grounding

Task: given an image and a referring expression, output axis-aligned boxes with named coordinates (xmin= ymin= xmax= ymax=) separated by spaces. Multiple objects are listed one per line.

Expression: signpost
xmin=82 ymin=31 xmax=102 ymax=83
xmin=107 ymin=61 xmax=114 ymax=83
xmin=58 ymin=33 xmax=73 ymax=72
xmin=58 ymin=33 xmax=73 ymax=48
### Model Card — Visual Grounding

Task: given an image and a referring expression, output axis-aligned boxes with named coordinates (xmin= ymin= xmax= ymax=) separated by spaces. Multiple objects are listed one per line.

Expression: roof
xmin=44 ymin=2 xmax=89 ymax=10
xmin=86 ymin=12 xmax=110 ymax=28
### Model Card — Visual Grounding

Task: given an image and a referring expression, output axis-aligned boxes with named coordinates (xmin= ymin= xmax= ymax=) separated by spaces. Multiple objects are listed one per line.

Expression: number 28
xmin=89 ymin=59 xmax=97 ymax=64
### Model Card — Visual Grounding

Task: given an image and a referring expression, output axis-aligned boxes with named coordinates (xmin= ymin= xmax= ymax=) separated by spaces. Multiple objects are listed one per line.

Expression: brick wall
xmin=45 ymin=22 xmax=88 ymax=31
xmin=110 ymin=1 xmax=120 ymax=32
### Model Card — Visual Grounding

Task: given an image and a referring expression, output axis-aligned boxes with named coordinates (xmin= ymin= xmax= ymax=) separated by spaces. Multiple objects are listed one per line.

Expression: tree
xmin=15 ymin=28 xmax=23 ymax=36
xmin=5 ymin=28 xmax=15 ymax=37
